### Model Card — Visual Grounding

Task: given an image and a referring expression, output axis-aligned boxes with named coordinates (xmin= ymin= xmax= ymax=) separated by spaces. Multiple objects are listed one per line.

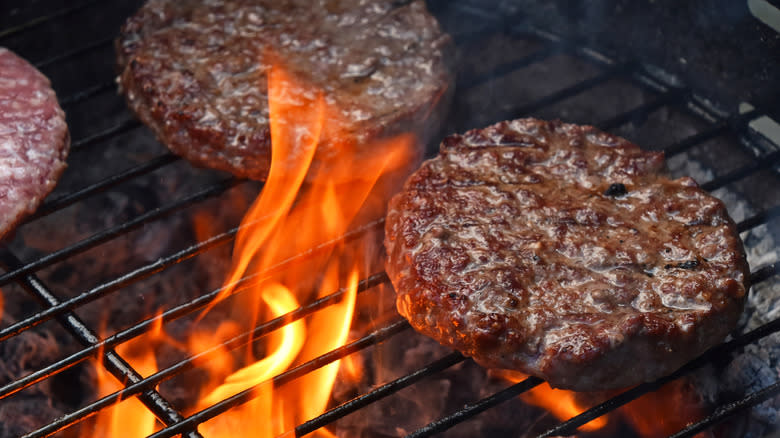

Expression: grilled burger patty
xmin=384 ymin=118 xmax=749 ymax=391
xmin=116 ymin=0 xmax=453 ymax=180
xmin=0 ymin=48 xmax=69 ymax=240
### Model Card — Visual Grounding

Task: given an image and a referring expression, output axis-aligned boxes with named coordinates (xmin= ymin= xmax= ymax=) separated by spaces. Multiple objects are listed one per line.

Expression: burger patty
xmin=384 ymin=118 xmax=749 ymax=391
xmin=116 ymin=0 xmax=453 ymax=180
xmin=0 ymin=48 xmax=69 ymax=240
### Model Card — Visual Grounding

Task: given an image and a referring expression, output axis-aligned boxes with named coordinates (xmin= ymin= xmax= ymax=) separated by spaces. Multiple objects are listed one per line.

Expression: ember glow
xmin=619 ymin=380 xmax=710 ymax=438
xmin=88 ymin=62 xmax=414 ymax=437
xmin=522 ymin=383 xmax=609 ymax=432
xmin=497 ymin=370 xmax=609 ymax=432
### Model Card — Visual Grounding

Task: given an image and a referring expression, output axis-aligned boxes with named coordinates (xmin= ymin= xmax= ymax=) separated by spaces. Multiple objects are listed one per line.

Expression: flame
xmin=620 ymin=380 xmax=710 ymax=438
xmin=523 ymin=383 xmax=608 ymax=432
xmin=500 ymin=370 xmax=713 ymax=436
xmin=88 ymin=59 xmax=413 ymax=437
xmin=87 ymin=315 xmax=165 ymax=437
xmin=189 ymin=62 xmax=413 ymax=438
xmin=498 ymin=370 xmax=608 ymax=432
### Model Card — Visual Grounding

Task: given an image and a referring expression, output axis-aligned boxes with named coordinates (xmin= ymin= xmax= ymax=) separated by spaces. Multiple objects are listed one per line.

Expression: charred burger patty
xmin=116 ymin=0 xmax=453 ymax=180
xmin=384 ymin=118 xmax=749 ymax=391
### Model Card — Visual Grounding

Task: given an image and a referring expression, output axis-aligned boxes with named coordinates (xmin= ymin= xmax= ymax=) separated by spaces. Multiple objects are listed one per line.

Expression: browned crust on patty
xmin=384 ymin=118 xmax=749 ymax=391
xmin=116 ymin=0 xmax=453 ymax=180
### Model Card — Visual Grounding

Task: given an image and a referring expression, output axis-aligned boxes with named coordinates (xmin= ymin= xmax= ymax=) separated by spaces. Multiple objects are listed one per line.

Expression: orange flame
xmin=88 ymin=60 xmax=413 ymax=437
xmin=498 ymin=370 xmax=608 ymax=432
xmin=523 ymin=383 xmax=608 ymax=432
xmin=499 ymin=370 xmax=713 ymax=436
xmin=192 ymin=63 xmax=412 ymax=437
xmin=620 ymin=380 xmax=711 ymax=438
xmin=88 ymin=314 xmax=166 ymax=437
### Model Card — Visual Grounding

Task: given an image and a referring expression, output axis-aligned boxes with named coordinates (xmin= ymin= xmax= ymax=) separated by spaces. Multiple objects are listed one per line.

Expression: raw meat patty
xmin=116 ymin=0 xmax=453 ymax=180
xmin=0 ymin=48 xmax=69 ymax=240
xmin=384 ymin=118 xmax=749 ymax=391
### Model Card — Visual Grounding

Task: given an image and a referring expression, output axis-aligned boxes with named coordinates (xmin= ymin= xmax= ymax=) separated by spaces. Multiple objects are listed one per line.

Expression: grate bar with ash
xmin=297 ymin=352 xmax=467 ymax=436
xmin=701 ymin=150 xmax=780 ymax=192
xmin=0 ymin=249 xmax=202 ymax=438
xmin=0 ymin=178 xmax=242 ymax=287
xmin=13 ymin=269 xmax=391 ymax=436
xmin=536 ymin=299 xmax=780 ymax=438
xmin=669 ymin=379 xmax=780 ymax=438
xmin=23 ymin=153 xmax=179 ymax=224
xmin=406 ymin=376 xmax=546 ymax=438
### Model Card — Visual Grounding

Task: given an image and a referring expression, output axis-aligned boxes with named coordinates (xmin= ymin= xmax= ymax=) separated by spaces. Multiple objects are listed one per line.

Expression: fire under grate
xmin=0 ymin=1 xmax=779 ymax=437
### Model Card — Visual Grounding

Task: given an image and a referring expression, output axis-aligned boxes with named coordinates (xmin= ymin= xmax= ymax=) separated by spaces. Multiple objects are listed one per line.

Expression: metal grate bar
xmin=0 ymin=0 xmax=103 ymax=40
xmin=405 ymin=376 xmax=545 ymax=438
xmin=0 ymin=249 xmax=200 ymax=438
xmin=60 ymin=80 xmax=115 ymax=107
xmin=0 ymin=178 xmax=240 ymax=287
xmin=536 ymin=304 xmax=780 ymax=437
xmin=701 ymin=149 xmax=780 ymax=191
xmin=525 ymin=27 xmax=622 ymax=71
xmin=737 ymin=204 xmax=780 ymax=233
xmin=663 ymin=108 xmax=763 ymax=157
xmin=147 ymin=319 xmax=411 ymax=438
xmin=501 ymin=62 xmax=634 ymax=122
xmin=749 ymin=262 xmax=779 ymax=285
xmin=0 ymin=225 xmax=387 ymax=400
xmin=296 ymin=352 xmax=467 ymax=436
xmin=449 ymin=10 xmax=544 ymax=46
xmin=0 ymin=225 xmax=237 ymax=346
xmin=597 ymin=89 xmax=687 ymax=131
xmin=72 ymin=118 xmax=142 ymax=151
xmin=460 ymin=44 xmax=566 ymax=92
xmin=21 ymin=271 xmax=391 ymax=437
xmin=668 ymin=380 xmax=780 ymax=438
xmin=34 ymin=36 xmax=113 ymax=69
xmin=23 ymin=153 xmax=180 ymax=223
xmin=0 ymin=214 xmax=382 ymax=349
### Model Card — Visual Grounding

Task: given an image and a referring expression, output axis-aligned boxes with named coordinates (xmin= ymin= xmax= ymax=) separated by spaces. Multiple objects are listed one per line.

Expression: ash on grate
xmin=0 ymin=315 xmax=90 ymax=438
xmin=725 ymin=220 xmax=780 ymax=437
xmin=331 ymin=330 xmax=545 ymax=437
xmin=0 ymin=132 xmax=257 ymax=428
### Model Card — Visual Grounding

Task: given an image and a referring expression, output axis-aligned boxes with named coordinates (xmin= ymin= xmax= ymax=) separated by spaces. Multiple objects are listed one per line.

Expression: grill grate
xmin=1 ymin=1 xmax=778 ymax=437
